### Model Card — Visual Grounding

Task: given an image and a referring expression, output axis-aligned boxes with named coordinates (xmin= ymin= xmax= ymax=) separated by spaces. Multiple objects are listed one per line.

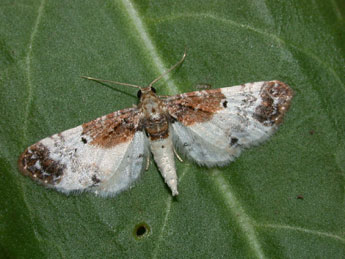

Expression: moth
xmin=18 ymin=53 xmax=293 ymax=197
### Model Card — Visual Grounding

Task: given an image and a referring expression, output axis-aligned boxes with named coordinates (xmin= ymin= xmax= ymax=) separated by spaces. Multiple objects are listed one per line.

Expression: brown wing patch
xmin=18 ymin=144 xmax=64 ymax=185
xmin=253 ymin=81 xmax=293 ymax=126
xmin=165 ymin=89 xmax=225 ymax=126
xmin=82 ymin=108 xmax=141 ymax=148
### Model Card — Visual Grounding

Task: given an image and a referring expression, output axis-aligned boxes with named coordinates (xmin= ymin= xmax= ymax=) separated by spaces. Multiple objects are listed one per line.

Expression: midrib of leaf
xmin=118 ymin=2 xmax=268 ymax=258
xmin=118 ymin=0 xmax=180 ymax=95
xmin=213 ymin=171 xmax=265 ymax=259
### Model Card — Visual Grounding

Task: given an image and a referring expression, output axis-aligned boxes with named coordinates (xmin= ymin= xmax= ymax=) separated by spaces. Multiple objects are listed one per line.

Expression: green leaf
xmin=1 ymin=0 xmax=345 ymax=258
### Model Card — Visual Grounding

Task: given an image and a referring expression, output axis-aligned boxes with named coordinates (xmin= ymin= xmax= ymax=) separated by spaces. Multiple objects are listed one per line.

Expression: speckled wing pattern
xmin=18 ymin=80 xmax=292 ymax=197
xmin=165 ymin=80 xmax=293 ymax=167
xmin=18 ymin=108 xmax=149 ymax=196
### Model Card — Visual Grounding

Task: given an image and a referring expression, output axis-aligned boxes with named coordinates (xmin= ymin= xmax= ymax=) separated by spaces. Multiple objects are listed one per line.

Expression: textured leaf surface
xmin=1 ymin=0 xmax=345 ymax=258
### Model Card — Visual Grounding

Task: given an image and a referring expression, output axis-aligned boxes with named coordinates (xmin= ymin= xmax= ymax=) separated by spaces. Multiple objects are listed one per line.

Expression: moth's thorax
xmin=139 ymin=90 xmax=166 ymax=118
xmin=138 ymin=89 xmax=170 ymax=140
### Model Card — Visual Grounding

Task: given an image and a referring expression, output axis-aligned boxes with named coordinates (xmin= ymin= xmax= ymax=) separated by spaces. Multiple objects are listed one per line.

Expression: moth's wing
xmin=165 ymin=81 xmax=293 ymax=167
xmin=18 ymin=108 xmax=149 ymax=197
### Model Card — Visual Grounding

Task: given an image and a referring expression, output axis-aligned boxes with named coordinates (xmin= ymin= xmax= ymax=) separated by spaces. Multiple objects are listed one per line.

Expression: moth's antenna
xmin=148 ymin=50 xmax=187 ymax=88
xmin=81 ymin=76 xmax=142 ymax=89
xmin=81 ymin=50 xmax=187 ymax=90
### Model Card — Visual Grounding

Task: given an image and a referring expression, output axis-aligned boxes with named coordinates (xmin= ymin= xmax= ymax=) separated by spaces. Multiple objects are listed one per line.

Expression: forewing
xmin=18 ymin=108 xmax=149 ymax=197
xmin=165 ymin=81 xmax=293 ymax=167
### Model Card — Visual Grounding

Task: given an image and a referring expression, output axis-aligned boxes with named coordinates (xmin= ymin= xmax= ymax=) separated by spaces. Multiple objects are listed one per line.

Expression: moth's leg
xmin=145 ymin=155 xmax=150 ymax=171
xmin=173 ymin=147 xmax=183 ymax=163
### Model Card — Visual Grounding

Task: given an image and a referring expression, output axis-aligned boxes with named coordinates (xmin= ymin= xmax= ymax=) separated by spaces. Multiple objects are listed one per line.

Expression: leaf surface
xmin=1 ymin=0 xmax=345 ymax=258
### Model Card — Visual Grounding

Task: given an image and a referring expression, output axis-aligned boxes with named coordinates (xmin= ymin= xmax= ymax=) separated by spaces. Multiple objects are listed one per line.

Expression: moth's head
xmin=137 ymin=51 xmax=186 ymax=99
xmin=137 ymin=86 xmax=157 ymax=99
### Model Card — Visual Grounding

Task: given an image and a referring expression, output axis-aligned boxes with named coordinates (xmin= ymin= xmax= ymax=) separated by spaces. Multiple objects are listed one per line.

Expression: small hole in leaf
xmin=133 ymin=223 xmax=150 ymax=239
xmin=137 ymin=226 xmax=146 ymax=236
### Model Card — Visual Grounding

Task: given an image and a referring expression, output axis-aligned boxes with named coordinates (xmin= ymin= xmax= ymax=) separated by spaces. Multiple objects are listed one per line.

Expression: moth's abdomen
xmin=143 ymin=114 xmax=179 ymax=196
xmin=150 ymin=134 xmax=178 ymax=196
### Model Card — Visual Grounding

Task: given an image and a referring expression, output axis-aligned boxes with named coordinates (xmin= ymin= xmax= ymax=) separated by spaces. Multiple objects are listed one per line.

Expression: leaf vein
xmin=257 ymin=223 xmax=345 ymax=244
xmin=22 ymin=0 xmax=46 ymax=143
